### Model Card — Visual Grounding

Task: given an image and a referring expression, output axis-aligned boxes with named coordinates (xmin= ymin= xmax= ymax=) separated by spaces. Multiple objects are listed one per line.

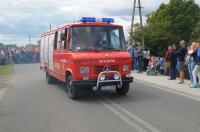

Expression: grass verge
xmin=0 ymin=65 xmax=14 ymax=76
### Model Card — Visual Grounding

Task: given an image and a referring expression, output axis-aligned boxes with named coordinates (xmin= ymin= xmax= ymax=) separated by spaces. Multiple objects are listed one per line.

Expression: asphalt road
xmin=1 ymin=64 xmax=200 ymax=132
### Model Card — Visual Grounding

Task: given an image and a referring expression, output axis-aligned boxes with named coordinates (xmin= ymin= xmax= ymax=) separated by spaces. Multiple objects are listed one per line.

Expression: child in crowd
xmin=159 ymin=57 xmax=164 ymax=75
xmin=148 ymin=56 xmax=157 ymax=69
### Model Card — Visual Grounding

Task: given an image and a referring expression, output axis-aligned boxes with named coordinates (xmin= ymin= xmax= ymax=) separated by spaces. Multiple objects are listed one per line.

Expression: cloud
xmin=103 ymin=8 xmax=153 ymax=17
xmin=0 ymin=34 xmax=39 ymax=45
xmin=0 ymin=0 xmax=199 ymax=46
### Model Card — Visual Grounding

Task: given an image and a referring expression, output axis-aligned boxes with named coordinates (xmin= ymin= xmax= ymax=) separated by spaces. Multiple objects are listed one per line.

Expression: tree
xmin=0 ymin=43 xmax=5 ymax=49
xmin=190 ymin=21 xmax=200 ymax=43
xmin=166 ymin=0 xmax=200 ymax=42
xmin=132 ymin=0 xmax=200 ymax=56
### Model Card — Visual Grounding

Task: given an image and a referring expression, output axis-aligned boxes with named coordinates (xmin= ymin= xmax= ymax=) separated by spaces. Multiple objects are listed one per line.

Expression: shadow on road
xmin=49 ymin=80 xmax=159 ymax=104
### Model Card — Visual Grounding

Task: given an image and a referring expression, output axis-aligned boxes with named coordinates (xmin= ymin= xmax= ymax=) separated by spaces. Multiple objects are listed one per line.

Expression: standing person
xmin=164 ymin=46 xmax=173 ymax=75
xmin=143 ymin=48 xmax=150 ymax=71
xmin=175 ymin=40 xmax=188 ymax=84
xmin=190 ymin=43 xmax=200 ymax=88
xmin=127 ymin=42 xmax=134 ymax=70
xmin=133 ymin=44 xmax=138 ymax=71
xmin=159 ymin=57 xmax=164 ymax=75
xmin=0 ymin=50 xmax=2 ymax=64
xmin=169 ymin=44 xmax=177 ymax=80
xmin=188 ymin=42 xmax=196 ymax=85
xmin=137 ymin=42 xmax=143 ymax=73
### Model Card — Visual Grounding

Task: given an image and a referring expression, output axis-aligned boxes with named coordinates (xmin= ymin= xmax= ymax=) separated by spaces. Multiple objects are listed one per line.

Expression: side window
xmin=40 ymin=37 xmax=44 ymax=62
xmin=68 ymin=28 xmax=73 ymax=51
xmin=54 ymin=32 xmax=58 ymax=50
xmin=61 ymin=28 xmax=67 ymax=50
xmin=57 ymin=30 xmax=61 ymax=50
xmin=40 ymin=37 xmax=44 ymax=51
xmin=49 ymin=34 xmax=54 ymax=46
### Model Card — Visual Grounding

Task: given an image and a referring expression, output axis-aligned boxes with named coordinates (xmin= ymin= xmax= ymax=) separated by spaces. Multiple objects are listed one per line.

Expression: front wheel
xmin=46 ymin=71 xmax=56 ymax=84
xmin=116 ymin=83 xmax=130 ymax=95
xmin=66 ymin=75 xmax=80 ymax=100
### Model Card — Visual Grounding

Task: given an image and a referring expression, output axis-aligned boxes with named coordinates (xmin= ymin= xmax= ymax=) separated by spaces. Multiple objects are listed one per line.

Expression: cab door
xmin=60 ymin=28 xmax=68 ymax=75
xmin=48 ymin=34 xmax=54 ymax=71
xmin=54 ymin=30 xmax=62 ymax=75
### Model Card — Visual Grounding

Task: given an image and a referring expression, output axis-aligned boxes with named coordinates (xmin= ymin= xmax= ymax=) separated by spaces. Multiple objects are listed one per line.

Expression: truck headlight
xmin=80 ymin=67 xmax=89 ymax=74
xmin=99 ymin=74 xmax=105 ymax=81
xmin=114 ymin=73 xmax=120 ymax=80
xmin=123 ymin=65 xmax=129 ymax=71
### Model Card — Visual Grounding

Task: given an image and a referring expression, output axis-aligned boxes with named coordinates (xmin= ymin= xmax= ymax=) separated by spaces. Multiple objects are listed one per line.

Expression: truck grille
xmin=94 ymin=65 xmax=119 ymax=74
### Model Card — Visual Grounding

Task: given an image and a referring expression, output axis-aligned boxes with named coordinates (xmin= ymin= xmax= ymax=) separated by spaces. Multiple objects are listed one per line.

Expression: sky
xmin=0 ymin=0 xmax=200 ymax=46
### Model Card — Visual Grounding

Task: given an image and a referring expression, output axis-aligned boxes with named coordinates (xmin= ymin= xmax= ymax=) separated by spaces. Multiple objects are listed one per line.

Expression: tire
xmin=146 ymin=71 xmax=150 ymax=76
xmin=66 ymin=75 xmax=80 ymax=100
xmin=116 ymin=83 xmax=130 ymax=95
xmin=46 ymin=71 xmax=56 ymax=84
xmin=154 ymin=71 xmax=159 ymax=76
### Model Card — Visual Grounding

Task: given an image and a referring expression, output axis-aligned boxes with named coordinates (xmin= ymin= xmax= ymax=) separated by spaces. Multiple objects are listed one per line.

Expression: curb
xmin=134 ymin=79 xmax=200 ymax=101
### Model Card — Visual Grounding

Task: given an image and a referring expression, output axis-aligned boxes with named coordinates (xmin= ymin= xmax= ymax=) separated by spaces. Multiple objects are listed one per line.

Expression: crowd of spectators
xmin=128 ymin=42 xmax=151 ymax=73
xmin=0 ymin=47 xmax=39 ymax=65
xmin=127 ymin=42 xmax=164 ymax=75
xmin=163 ymin=40 xmax=188 ymax=84
xmin=128 ymin=40 xmax=200 ymax=88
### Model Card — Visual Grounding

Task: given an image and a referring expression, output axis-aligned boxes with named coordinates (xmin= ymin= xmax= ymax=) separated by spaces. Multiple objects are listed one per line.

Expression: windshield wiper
xmin=104 ymin=47 xmax=121 ymax=51
xmin=82 ymin=47 xmax=99 ymax=52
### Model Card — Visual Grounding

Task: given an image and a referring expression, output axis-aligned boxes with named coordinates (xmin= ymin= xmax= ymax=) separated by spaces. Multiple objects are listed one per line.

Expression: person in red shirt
xmin=164 ymin=46 xmax=173 ymax=75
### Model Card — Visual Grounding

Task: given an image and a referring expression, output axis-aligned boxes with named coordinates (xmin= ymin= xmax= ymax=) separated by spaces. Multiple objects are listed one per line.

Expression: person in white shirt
xmin=143 ymin=48 xmax=150 ymax=71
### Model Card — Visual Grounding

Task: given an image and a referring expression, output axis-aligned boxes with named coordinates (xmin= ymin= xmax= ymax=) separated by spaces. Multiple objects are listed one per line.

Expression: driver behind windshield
xmin=93 ymin=33 xmax=107 ymax=49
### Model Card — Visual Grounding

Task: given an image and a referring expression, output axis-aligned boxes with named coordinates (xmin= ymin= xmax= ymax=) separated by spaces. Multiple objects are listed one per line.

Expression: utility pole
xmin=138 ymin=0 xmax=145 ymax=49
xmin=28 ymin=34 xmax=31 ymax=45
xmin=73 ymin=17 xmax=76 ymax=23
xmin=130 ymin=0 xmax=136 ymax=45
xmin=130 ymin=0 xmax=145 ymax=49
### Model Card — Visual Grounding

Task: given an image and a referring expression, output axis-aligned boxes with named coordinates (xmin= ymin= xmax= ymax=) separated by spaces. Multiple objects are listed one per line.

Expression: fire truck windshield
xmin=71 ymin=26 xmax=126 ymax=51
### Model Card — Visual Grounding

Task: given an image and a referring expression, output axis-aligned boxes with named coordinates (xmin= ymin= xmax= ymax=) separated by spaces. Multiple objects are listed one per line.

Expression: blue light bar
xmin=80 ymin=17 xmax=115 ymax=23
xmin=80 ymin=17 xmax=96 ymax=22
xmin=102 ymin=18 xmax=114 ymax=23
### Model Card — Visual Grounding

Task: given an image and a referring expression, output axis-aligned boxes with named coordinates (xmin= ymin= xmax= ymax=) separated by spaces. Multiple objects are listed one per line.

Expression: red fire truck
xmin=40 ymin=17 xmax=133 ymax=99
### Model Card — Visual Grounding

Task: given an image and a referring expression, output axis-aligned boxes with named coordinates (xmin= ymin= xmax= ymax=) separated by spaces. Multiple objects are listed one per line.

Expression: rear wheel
xmin=116 ymin=83 xmax=130 ymax=95
xmin=66 ymin=75 xmax=80 ymax=100
xmin=46 ymin=71 xmax=56 ymax=84
xmin=153 ymin=71 xmax=159 ymax=76
xmin=146 ymin=71 xmax=150 ymax=76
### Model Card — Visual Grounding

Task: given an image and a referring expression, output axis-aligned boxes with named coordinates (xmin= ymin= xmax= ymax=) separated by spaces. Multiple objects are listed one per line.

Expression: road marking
xmin=0 ymin=87 xmax=8 ymax=101
xmin=135 ymin=80 xmax=200 ymax=102
xmin=104 ymin=98 xmax=160 ymax=132
xmin=100 ymin=97 xmax=160 ymax=132
xmin=99 ymin=99 xmax=147 ymax=132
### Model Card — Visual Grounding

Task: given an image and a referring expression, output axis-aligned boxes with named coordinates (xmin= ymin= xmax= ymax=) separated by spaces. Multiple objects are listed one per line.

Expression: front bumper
xmin=72 ymin=77 xmax=133 ymax=87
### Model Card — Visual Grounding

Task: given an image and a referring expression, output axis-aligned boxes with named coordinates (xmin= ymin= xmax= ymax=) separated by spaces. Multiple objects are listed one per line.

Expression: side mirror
xmin=61 ymin=33 xmax=66 ymax=41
